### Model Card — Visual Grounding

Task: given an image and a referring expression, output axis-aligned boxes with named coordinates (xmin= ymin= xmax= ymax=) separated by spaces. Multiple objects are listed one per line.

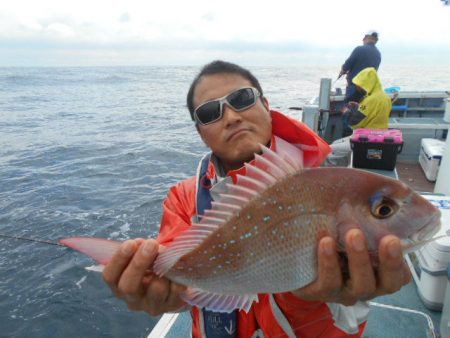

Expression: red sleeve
xmin=157 ymin=177 xmax=197 ymax=246
xmin=271 ymin=110 xmax=331 ymax=167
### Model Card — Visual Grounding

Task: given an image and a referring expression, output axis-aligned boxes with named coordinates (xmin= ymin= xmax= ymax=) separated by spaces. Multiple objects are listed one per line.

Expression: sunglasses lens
xmin=227 ymin=88 xmax=256 ymax=110
xmin=195 ymin=100 xmax=221 ymax=125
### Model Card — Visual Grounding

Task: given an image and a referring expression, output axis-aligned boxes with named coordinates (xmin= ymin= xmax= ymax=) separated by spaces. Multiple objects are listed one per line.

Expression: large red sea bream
xmin=61 ymin=137 xmax=441 ymax=313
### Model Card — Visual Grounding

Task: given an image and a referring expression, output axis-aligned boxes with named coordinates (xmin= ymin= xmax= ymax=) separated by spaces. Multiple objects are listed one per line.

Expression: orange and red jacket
xmin=157 ymin=111 xmax=367 ymax=337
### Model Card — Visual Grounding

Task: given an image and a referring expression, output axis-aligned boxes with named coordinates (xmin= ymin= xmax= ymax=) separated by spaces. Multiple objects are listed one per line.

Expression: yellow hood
xmin=352 ymin=67 xmax=383 ymax=96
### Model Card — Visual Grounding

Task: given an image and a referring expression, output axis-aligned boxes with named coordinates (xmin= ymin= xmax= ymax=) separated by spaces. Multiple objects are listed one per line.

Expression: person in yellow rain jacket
xmin=326 ymin=67 xmax=392 ymax=166
xmin=346 ymin=67 xmax=392 ymax=129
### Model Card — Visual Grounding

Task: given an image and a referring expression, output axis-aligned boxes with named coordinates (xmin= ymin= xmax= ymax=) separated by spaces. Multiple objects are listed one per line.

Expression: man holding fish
xmin=99 ymin=61 xmax=437 ymax=337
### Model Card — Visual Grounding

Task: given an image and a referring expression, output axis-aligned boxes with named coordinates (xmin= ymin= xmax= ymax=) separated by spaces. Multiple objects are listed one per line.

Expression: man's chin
xmin=232 ymin=145 xmax=262 ymax=163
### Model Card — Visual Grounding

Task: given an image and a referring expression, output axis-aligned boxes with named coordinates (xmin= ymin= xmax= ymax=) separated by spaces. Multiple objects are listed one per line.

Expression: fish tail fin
xmin=59 ymin=237 xmax=123 ymax=266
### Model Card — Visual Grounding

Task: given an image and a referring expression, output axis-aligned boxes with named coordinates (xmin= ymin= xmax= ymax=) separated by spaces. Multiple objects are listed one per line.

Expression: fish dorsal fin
xmin=244 ymin=162 xmax=277 ymax=185
xmin=234 ymin=174 xmax=267 ymax=193
xmin=154 ymin=189 xmax=245 ymax=276
xmin=182 ymin=287 xmax=258 ymax=313
xmin=260 ymin=144 xmax=297 ymax=174
xmin=154 ymin=221 xmax=221 ymax=276
xmin=274 ymin=136 xmax=305 ymax=170
xmin=242 ymin=140 xmax=304 ymax=186
xmin=254 ymin=153 xmax=286 ymax=179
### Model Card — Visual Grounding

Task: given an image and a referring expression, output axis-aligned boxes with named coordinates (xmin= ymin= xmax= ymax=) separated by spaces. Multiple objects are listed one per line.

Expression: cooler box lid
xmin=421 ymin=138 xmax=446 ymax=159
xmin=351 ymin=128 xmax=403 ymax=144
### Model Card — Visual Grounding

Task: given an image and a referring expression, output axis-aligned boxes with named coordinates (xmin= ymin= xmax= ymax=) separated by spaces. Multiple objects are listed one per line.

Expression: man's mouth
xmin=227 ymin=128 xmax=250 ymax=141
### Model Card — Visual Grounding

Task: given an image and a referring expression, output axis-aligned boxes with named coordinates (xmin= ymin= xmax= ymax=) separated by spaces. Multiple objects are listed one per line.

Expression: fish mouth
xmin=410 ymin=212 xmax=441 ymax=242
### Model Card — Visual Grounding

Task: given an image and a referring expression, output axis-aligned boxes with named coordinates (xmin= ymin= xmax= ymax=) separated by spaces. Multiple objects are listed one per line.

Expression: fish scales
xmin=164 ymin=167 xmax=441 ymax=296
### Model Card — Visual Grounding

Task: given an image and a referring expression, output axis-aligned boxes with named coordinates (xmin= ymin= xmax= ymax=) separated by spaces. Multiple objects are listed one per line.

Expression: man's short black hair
xmin=186 ymin=60 xmax=264 ymax=121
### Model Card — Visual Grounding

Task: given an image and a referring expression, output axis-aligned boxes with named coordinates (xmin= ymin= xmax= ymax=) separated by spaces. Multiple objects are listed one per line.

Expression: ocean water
xmin=0 ymin=65 xmax=449 ymax=338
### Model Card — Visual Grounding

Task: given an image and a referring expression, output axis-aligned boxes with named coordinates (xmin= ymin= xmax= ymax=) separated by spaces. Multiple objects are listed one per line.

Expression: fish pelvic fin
xmin=182 ymin=287 xmax=258 ymax=313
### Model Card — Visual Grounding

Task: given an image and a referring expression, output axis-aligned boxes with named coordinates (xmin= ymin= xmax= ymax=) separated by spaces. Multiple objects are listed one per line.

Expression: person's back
xmin=344 ymin=43 xmax=381 ymax=84
xmin=341 ymin=31 xmax=381 ymax=103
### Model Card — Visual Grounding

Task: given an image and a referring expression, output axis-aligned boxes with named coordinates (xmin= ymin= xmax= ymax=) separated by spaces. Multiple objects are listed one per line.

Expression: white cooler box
xmin=405 ymin=195 xmax=450 ymax=310
xmin=418 ymin=138 xmax=446 ymax=181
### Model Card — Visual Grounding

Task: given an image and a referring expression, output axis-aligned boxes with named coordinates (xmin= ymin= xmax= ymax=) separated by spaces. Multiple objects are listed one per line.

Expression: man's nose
xmin=222 ymin=104 xmax=242 ymax=123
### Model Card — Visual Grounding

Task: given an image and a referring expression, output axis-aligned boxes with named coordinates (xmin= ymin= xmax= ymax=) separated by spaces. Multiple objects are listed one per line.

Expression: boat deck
xmin=396 ymin=160 xmax=436 ymax=193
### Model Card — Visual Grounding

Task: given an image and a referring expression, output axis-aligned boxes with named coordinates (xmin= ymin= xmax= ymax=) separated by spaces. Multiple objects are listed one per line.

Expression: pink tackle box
xmin=350 ymin=129 xmax=404 ymax=170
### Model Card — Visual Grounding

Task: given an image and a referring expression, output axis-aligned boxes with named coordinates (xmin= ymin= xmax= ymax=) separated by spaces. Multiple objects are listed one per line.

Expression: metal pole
xmin=317 ymin=78 xmax=332 ymax=133
xmin=434 ymin=134 xmax=450 ymax=195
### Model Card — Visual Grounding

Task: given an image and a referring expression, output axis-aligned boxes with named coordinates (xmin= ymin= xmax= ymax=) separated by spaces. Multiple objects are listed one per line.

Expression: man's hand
xmin=338 ymin=68 xmax=348 ymax=79
xmin=102 ymin=239 xmax=188 ymax=316
xmin=293 ymin=229 xmax=411 ymax=306
xmin=348 ymin=101 xmax=359 ymax=109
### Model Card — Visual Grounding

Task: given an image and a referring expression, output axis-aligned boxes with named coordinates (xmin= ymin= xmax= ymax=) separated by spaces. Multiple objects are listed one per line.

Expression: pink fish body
xmin=61 ymin=138 xmax=441 ymax=313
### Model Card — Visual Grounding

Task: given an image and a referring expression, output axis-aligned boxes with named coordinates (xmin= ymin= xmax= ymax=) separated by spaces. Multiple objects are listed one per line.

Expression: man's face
xmin=193 ymin=73 xmax=272 ymax=172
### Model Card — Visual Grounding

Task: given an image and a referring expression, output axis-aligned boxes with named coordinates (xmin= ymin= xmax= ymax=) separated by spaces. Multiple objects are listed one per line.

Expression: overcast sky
xmin=1 ymin=0 xmax=449 ymax=66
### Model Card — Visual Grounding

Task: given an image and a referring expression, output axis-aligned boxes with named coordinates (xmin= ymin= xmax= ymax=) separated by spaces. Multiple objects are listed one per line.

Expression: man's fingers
xmin=103 ymin=240 xmax=139 ymax=292
xmin=166 ymin=282 xmax=188 ymax=311
xmin=316 ymin=237 xmax=343 ymax=292
xmin=144 ymin=277 xmax=172 ymax=316
xmin=344 ymin=229 xmax=376 ymax=302
xmin=117 ymin=239 xmax=159 ymax=296
xmin=293 ymin=236 xmax=342 ymax=301
xmin=377 ymin=235 xmax=410 ymax=294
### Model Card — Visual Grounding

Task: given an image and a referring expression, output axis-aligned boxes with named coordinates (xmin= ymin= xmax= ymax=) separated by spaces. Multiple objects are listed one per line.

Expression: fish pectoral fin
xmin=181 ymin=287 xmax=258 ymax=313
xmin=401 ymin=235 xmax=446 ymax=254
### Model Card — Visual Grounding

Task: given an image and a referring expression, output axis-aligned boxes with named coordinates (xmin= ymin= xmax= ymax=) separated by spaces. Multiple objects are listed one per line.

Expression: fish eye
xmin=371 ymin=197 xmax=398 ymax=219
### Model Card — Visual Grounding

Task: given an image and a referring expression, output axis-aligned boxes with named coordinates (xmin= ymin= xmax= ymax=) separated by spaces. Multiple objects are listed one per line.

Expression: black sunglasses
xmin=193 ymin=87 xmax=260 ymax=125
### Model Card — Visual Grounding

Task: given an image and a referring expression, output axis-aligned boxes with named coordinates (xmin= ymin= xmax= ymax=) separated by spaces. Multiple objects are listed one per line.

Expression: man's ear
xmin=261 ymin=96 xmax=270 ymax=112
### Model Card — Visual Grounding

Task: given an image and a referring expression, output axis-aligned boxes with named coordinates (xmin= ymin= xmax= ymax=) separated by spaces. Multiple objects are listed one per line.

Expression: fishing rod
xmin=319 ymin=108 xmax=344 ymax=115
xmin=332 ymin=72 xmax=345 ymax=87
xmin=0 ymin=233 xmax=64 ymax=246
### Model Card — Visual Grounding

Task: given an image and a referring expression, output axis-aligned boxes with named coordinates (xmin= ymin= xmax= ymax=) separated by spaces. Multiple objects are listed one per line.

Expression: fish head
xmin=336 ymin=170 xmax=441 ymax=251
